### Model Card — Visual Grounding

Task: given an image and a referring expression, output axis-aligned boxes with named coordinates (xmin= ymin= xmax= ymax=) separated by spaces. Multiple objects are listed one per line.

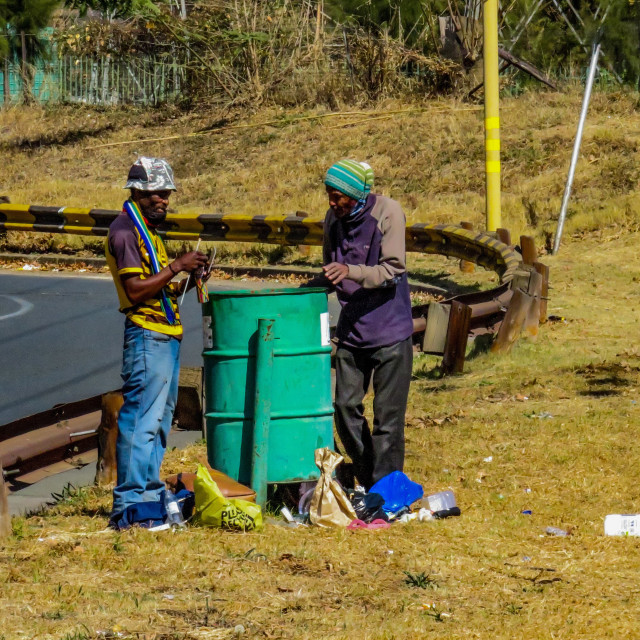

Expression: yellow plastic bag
xmin=193 ymin=464 xmax=263 ymax=531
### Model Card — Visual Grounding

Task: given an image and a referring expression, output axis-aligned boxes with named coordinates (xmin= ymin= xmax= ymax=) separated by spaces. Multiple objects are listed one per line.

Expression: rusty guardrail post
xmin=491 ymin=288 xmax=531 ymax=353
xmin=496 ymin=228 xmax=511 ymax=246
xmin=523 ymin=270 xmax=543 ymax=340
xmin=0 ymin=462 xmax=10 ymax=538
xmin=533 ymin=261 xmax=549 ymax=324
xmin=442 ymin=301 xmax=472 ymax=374
xmin=519 ymin=235 xmax=537 ymax=266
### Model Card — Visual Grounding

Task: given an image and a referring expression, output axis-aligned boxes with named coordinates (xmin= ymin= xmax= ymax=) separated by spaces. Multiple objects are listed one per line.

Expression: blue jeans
xmin=111 ymin=319 xmax=181 ymax=516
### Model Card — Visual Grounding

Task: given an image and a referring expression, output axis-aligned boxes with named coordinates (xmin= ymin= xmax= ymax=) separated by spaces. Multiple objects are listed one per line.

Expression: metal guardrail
xmin=0 ymin=204 xmax=520 ymax=283
xmin=0 ymin=203 xmax=546 ymax=372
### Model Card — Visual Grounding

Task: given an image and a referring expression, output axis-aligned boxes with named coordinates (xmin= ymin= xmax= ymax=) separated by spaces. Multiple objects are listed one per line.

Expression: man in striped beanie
xmin=318 ymin=159 xmax=414 ymax=490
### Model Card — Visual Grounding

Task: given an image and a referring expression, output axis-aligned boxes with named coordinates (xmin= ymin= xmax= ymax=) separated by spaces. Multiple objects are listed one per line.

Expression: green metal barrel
xmin=202 ymin=287 xmax=334 ymax=485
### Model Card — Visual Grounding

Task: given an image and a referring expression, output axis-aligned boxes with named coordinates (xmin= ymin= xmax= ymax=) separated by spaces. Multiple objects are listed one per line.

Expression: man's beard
xmin=144 ymin=210 xmax=167 ymax=226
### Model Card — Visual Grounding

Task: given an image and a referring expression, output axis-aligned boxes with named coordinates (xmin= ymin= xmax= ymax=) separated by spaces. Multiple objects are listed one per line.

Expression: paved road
xmin=0 ymin=270 xmax=338 ymax=426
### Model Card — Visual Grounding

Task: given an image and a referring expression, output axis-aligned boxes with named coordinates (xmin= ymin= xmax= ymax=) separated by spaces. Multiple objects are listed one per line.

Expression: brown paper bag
xmin=309 ymin=448 xmax=357 ymax=528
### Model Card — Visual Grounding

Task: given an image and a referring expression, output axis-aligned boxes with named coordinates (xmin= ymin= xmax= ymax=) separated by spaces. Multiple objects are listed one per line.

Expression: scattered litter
xmin=347 ymin=518 xmax=390 ymax=530
xmin=193 ymin=464 xmax=262 ymax=531
xmin=521 ymin=510 xmax=532 ymax=515
xmin=525 ymin=411 xmax=554 ymax=419
xmin=281 ymin=506 xmax=295 ymax=523
xmin=79 ymin=268 xmax=87 ymax=272
xmin=522 ymin=556 xmax=532 ymax=562
xmin=22 ymin=264 xmax=39 ymax=271
xmin=418 ymin=508 xmax=434 ymax=522
xmin=163 ymin=594 xmax=175 ymax=600
xmin=297 ymin=481 xmax=316 ymax=515
xmin=97 ymin=628 xmax=125 ymax=638
xmin=397 ymin=512 xmax=417 ymax=524
xmin=545 ymin=526 xmax=570 ymax=537
xmin=548 ymin=315 xmax=567 ymax=323
xmin=433 ymin=507 xmax=461 ymax=519
xmin=348 ymin=489 xmax=388 ymax=523
xmin=397 ymin=507 xmax=434 ymax=523
xmin=483 ymin=456 xmax=493 ymax=463
xmin=265 ymin=517 xmax=300 ymax=529
xmin=370 ymin=471 xmax=423 ymax=514
xmin=164 ymin=489 xmax=187 ymax=528
xmin=279 ymin=506 xmax=307 ymax=527
xmin=425 ymin=490 xmax=456 ymax=513
xmin=515 ymin=394 xmax=528 ymax=402
xmin=604 ymin=514 xmax=640 ymax=536
xmin=524 ymin=487 xmax=532 ymax=494
xmin=309 ymin=448 xmax=356 ymax=527
xmin=386 ymin=549 xmax=394 ymax=555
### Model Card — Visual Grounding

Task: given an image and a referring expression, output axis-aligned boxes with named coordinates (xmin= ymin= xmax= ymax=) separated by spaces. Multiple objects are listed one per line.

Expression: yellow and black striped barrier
xmin=0 ymin=204 xmax=520 ymax=283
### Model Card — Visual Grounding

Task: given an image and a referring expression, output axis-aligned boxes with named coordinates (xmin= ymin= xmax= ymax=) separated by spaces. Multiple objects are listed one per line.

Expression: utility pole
xmin=483 ymin=0 xmax=501 ymax=231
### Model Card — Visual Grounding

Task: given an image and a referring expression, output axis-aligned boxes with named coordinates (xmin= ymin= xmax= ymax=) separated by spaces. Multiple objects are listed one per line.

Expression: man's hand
xmin=323 ymin=262 xmax=349 ymax=285
xmin=172 ymin=251 xmax=208 ymax=274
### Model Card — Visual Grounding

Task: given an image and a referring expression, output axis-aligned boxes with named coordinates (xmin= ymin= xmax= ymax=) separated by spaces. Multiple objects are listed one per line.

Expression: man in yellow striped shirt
xmin=105 ymin=157 xmax=208 ymax=530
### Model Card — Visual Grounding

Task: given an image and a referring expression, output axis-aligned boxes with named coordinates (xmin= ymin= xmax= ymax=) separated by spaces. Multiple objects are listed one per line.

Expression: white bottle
xmin=164 ymin=490 xmax=186 ymax=528
xmin=604 ymin=514 xmax=640 ymax=536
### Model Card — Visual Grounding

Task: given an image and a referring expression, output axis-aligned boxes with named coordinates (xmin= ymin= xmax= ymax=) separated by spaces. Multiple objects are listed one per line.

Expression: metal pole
xmin=483 ymin=0 xmax=501 ymax=231
xmin=553 ymin=43 xmax=601 ymax=255
xmin=251 ymin=318 xmax=275 ymax=507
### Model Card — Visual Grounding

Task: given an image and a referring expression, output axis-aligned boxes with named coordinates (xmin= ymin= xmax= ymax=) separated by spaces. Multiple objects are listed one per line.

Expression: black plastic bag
xmin=348 ymin=490 xmax=389 ymax=523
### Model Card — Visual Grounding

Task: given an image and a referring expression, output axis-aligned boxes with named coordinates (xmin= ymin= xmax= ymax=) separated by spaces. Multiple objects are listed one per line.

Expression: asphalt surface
xmin=0 ymin=269 xmax=339 ymax=426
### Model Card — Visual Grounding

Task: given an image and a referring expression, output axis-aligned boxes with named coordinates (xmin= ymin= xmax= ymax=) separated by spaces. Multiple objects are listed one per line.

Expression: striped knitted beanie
xmin=324 ymin=159 xmax=374 ymax=201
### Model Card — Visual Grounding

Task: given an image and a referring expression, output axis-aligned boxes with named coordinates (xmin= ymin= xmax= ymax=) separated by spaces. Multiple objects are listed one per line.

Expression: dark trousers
xmin=334 ymin=336 xmax=413 ymax=490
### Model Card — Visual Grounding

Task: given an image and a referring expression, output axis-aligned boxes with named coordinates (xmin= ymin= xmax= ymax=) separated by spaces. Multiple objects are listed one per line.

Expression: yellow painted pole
xmin=483 ymin=0 xmax=501 ymax=231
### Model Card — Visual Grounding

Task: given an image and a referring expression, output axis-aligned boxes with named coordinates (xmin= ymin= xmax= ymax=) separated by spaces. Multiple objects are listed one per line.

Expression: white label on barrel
xmin=202 ymin=315 xmax=213 ymax=348
xmin=320 ymin=312 xmax=330 ymax=346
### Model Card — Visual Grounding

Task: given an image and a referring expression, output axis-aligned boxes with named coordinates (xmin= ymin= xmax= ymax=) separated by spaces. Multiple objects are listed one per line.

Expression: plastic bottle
xmin=604 ymin=514 xmax=640 ymax=537
xmin=545 ymin=526 xmax=569 ymax=537
xmin=164 ymin=490 xmax=186 ymax=528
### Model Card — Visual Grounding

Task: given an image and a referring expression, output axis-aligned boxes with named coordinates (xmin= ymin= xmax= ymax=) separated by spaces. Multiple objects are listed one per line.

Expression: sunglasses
xmin=138 ymin=190 xmax=172 ymax=201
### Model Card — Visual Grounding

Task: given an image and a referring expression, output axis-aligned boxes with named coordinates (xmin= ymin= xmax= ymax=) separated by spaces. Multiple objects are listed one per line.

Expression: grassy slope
xmin=1 ymin=87 xmax=639 ymax=254
xmin=2 ymin=90 xmax=640 ymax=639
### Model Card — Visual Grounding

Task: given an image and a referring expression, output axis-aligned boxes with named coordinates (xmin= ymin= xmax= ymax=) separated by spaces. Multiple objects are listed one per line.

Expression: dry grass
xmin=1 ymin=87 xmax=640 ymax=258
xmin=4 ymin=89 xmax=640 ymax=639
xmin=4 ymin=222 xmax=640 ymax=639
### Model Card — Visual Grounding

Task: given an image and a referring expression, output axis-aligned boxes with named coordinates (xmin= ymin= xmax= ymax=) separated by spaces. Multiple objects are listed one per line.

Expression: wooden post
xmin=496 ymin=227 xmax=511 ymax=246
xmin=520 ymin=235 xmax=537 ymax=265
xmin=491 ymin=288 xmax=532 ymax=353
xmin=533 ymin=261 xmax=549 ymax=324
xmin=442 ymin=301 xmax=472 ymax=374
xmin=0 ymin=462 xmax=11 ymax=538
xmin=459 ymin=222 xmax=475 ymax=273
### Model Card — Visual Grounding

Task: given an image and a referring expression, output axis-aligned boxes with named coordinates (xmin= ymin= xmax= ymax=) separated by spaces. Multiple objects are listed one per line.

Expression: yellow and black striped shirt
xmin=105 ymin=213 xmax=182 ymax=337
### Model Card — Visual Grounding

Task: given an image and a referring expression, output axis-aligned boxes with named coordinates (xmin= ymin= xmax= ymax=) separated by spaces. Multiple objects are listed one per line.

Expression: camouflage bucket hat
xmin=124 ymin=156 xmax=177 ymax=191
